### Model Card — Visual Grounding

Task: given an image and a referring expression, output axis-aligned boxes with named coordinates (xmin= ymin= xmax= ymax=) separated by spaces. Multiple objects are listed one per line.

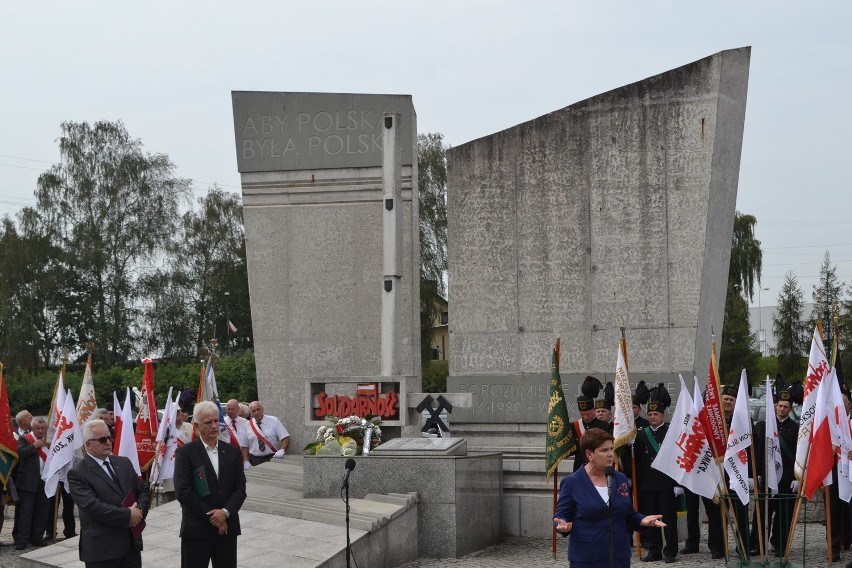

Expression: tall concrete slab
xmin=232 ymin=92 xmax=420 ymax=450
xmin=447 ymin=48 xmax=750 ymax=424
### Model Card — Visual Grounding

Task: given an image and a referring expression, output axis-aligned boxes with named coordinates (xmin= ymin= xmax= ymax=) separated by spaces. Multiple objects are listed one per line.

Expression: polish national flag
xmin=803 ymin=370 xmax=838 ymax=500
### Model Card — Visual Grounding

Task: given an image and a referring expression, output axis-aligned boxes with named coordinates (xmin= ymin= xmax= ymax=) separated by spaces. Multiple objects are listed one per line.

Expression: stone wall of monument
xmin=233 ymin=93 xmax=421 ymax=450
xmin=446 ymin=48 xmax=750 ymax=423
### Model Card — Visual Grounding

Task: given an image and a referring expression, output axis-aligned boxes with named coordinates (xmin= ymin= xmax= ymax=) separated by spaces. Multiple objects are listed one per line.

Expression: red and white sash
xmin=25 ymin=432 xmax=47 ymax=461
xmin=225 ymin=418 xmax=241 ymax=448
xmin=573 ymin=420 xmax=587 ymax=440
xmin=249 ymin=419 xmax=277 ymax=453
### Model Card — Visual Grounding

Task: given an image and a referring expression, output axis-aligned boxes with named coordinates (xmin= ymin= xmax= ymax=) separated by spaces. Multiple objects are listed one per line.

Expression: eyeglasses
xmin=88 ymin=436 xmax=113 ymax=444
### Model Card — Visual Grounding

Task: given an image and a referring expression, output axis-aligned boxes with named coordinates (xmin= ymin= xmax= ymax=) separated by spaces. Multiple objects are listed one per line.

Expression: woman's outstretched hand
xmin=640 ymin=515 xmax=666 ymax=528
xmin=553 ymin=517 xmax=573 ymax=533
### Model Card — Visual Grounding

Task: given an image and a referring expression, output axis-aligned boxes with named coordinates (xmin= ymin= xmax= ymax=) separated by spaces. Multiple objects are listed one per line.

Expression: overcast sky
xmin=2 ymin=2 xmax=850 ymax=311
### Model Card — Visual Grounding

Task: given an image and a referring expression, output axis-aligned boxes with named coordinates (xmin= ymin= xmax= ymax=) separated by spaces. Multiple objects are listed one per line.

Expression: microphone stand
xmin=607 ymin=468 xmax=614 ymax=568
xmin=344 ymin=476 xmax=351 ymax=568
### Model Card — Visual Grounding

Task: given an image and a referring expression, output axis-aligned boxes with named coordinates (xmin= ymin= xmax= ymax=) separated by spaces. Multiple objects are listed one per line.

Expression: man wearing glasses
xmin=67 ymin=419 xmax=149 ymax=568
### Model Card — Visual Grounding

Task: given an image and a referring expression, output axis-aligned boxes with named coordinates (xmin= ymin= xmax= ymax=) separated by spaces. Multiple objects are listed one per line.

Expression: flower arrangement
xmin=304 ymin=415 xmax=383 ymax=456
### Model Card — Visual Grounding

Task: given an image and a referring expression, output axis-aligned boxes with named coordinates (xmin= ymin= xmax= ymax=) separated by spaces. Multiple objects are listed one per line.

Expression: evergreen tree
xmin=772 ymin=272 xmax=807 ymax=380
xmin=810 ymin=251 xmax=844 ymax=348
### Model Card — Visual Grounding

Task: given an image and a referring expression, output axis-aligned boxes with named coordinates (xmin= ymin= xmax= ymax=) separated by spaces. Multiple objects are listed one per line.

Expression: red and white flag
xmin=43 ymin=389 xmax=83 ymax=497
xmin=687 ymin=375 xmax=723 ymax=498
xmin=115 ymin=388 xmax=141 ymax=476
xmin=803 ymin=369 xmax=838 ymax=499
xmin=228 ymin=319 xmax=238 ymax=335
xmin=652 ymin=376 xmax=720 ymax=499
xmin=723 ymin=370 xmax=752 ymax=506
xmin=704 ymin=344 xmax=728 ymax=461
xmin=764 ymin=375 xmax=782 ymax=495
xmin=795 ymin=325 xmax=830 ymax=481
xmin=135 ymin=359 xmax=159 ymax=472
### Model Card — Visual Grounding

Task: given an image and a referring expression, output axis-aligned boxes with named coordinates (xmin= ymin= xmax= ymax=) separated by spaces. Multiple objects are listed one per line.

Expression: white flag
xmin=149 ymin=387 xmax=176 ymax=485
xmin=724 ymin=370 xmax=752 ymax=505
xmin=43 ymin=390 xmax=83 ymax=497
xmin=795 ymin=325 xmax=829 ymax=480
xmin=76 ymin=356 xmax=98 ymax=425
xmin=652 ymin=375 xmax=719 ymax=499
xmin=115 ymin=388 xmax=141 ymax=476
xmin=764 ymin=376 xmax=782 ymax=495
xmin=46 ymin=371 xmax=66 ymax=443
xmin=612 ymin=340 xmax=636 ymax=449
xmin=159 ymin=391 xmax=181 ymax=483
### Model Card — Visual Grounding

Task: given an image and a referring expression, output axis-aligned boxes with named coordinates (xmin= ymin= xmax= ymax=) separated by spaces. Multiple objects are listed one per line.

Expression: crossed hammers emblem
xmin=415 ymin=395 xmax=453 ymax=435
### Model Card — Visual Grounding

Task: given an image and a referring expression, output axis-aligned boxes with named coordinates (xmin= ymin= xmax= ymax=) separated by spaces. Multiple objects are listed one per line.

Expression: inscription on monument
xmin=232 ymin=92 xmax=414 ymax=172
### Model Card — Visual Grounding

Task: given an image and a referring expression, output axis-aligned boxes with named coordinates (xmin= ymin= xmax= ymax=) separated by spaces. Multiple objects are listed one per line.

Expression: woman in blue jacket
xmin=554 ymin=428 xmax=665 ymax=567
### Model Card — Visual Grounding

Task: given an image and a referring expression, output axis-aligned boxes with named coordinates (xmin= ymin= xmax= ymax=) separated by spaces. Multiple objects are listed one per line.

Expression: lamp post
xmin=224 ymin=291 xmax=231 ymax=356
xmin=758 ymin=287 xmax=769 ymax=356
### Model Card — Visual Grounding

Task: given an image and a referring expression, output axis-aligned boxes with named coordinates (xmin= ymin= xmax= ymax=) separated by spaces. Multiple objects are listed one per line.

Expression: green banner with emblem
xmin=546 ymin=339 xmax=577 ymax=480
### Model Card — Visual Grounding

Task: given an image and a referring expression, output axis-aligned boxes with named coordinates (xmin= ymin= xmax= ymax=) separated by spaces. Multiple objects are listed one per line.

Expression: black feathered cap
xmin=577 ymin=375 xmax=602 ymax=411
xmin=788 ymin=381 xmax=804 ymax=405
xmin=773 ymin=374 xmax=792 ymax=404
xmin=647 ymin=383 xmax=671 ymax=413
xmin=633 ymin=380 xmax=650 ymax=406
xmin=595 ymin=382 xmax=614 ymax=410
xmin=178 ymin=387 xmax=196 ymax=414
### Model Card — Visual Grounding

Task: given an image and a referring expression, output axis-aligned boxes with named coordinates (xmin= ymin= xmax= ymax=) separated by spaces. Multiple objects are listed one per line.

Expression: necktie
xmin=104 ymin=460 xmax=120 ymax=487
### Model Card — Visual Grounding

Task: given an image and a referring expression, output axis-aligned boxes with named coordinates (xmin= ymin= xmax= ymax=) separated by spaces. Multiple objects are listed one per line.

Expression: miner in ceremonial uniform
xmin=633 ymin=381 xmax=650 ymax=429
xmin=595 ymin=382 xmax=615 ymax=433
xmin=572 ymin=376 xmax=608 ymax=472
xmin=633 ymin=384 xmax=679 ymax=563
xmin=752 ymin=382 xmax=799 ymax=557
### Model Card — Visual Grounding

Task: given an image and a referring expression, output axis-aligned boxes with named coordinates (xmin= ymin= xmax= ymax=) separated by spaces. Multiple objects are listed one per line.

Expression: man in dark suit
xmin=67 ymin=419 xmax=149 ymax=568
xmin=14 ymin=416 xmax=50 ymax=550
xmin=175 ymin=400 xmax=247 ymax=568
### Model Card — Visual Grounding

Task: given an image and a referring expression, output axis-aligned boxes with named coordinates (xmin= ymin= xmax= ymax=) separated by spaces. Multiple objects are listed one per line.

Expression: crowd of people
xmin=2 ymin=397 xmax=291 ymax=568
xmin=554 ymin=374 xmax=852 ymax=566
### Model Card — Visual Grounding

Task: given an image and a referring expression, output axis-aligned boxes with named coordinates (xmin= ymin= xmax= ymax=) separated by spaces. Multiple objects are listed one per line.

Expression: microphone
xmin=604 ymin=466 xmax=615 ymax=497
xmin=341 ymin=458 xmax=356 ymax=489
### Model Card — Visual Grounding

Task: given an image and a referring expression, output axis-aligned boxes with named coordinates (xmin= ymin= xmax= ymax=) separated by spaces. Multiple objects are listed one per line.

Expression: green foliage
xmin=751 ymin=356 xmax=778 ymax=384
xmin=809 ymin=251 xmax=844 ymax=348
xmin=4 ymin=353 xmax=257 ymax=416
xmin=729 ymin=212 xmax=763 ymax=302
xmin=772 ymin=272 xmax=808 ymax=380
xmin=418 ymin=133 xmax=448 ymax=370
xmin=422 ymin=360 xmax=448 ymax=393
xmin=34 ymin=120 xmax=193 ymax=364
xmin=720 ymin=281 xmax=760 ymax=384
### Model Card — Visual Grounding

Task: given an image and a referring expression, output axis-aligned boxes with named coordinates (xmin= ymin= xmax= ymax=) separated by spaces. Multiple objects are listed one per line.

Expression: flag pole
xmin=552 ymin=473 xmax=558 ymax=559
xmin=620 ymin=327 xmax=642 ymax=560
xmin=826 ymin=487 xmax=834 ymax=566
xmin=748 ymin=421 xmax=765 ymax=562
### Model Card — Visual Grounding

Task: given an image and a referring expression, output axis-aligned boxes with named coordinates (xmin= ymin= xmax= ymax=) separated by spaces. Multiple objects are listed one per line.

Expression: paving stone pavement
xmin=0 ymin=501 xmax=845 ymax=567
xmin=398 ymin=522 xmax=837 ymax=568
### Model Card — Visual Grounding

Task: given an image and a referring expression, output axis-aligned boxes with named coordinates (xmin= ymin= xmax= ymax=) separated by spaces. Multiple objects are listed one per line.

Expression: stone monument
xmin=446 ymin=48 xmax=751 ymax=535
xmin=231 ymin=92 xmax=421 ymax=450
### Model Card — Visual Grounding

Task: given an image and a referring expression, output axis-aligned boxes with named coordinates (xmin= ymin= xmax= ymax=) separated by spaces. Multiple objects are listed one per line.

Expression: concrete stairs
xmin=21 ymin=456 xmax=420 ymax=568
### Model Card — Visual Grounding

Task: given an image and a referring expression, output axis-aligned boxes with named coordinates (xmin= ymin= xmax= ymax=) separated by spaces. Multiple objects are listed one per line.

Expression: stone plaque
xmin=371 ymin=437 xmax=467 ymax=456
xmin=232 ymin=91 xmax=415 ymax=172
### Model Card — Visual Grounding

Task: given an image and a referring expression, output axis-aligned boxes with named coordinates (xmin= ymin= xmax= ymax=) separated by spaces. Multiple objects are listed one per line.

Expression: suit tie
xmin=104 ymin=459 xmax=121 ymax=487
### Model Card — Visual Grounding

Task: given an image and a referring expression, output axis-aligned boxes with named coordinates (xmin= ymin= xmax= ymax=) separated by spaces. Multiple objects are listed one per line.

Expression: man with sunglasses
xmin=68 ymin=419 xmax=149 ymax=568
